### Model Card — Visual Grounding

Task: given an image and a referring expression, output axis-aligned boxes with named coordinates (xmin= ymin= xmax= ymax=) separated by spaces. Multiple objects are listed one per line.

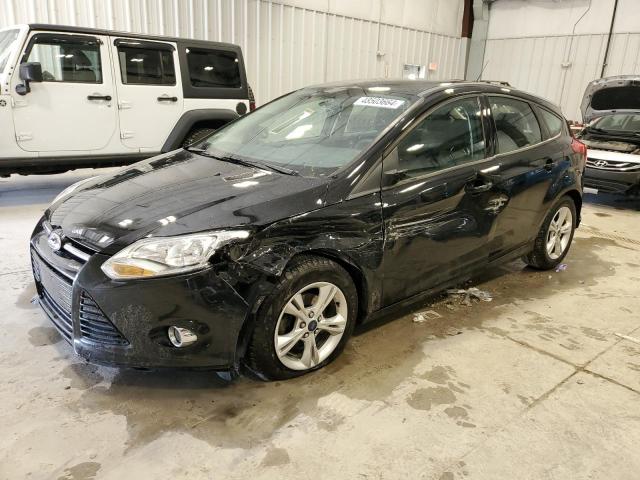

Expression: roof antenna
xmin=476 ymin=60 xmax=489 ymax=82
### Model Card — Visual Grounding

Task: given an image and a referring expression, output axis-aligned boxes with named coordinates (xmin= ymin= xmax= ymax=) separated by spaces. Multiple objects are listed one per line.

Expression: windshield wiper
xmin=186 ymin=147 xmax=299 ymax=176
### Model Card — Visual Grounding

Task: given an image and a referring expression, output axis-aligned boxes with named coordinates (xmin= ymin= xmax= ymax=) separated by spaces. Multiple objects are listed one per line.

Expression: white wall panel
xmin=0 ymin=0 xmax=467 ymax=106
xmin=484 ymin=0 xmax=640 ymax=121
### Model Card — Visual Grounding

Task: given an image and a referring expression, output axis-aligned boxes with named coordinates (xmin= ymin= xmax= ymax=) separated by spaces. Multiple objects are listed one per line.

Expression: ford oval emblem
xmin=47 ymin=230 xmax=63 ymax=252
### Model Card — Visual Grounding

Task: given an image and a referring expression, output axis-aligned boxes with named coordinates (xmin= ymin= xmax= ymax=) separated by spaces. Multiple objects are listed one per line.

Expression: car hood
xmin=46 ymin=149 xmax=329 ymax=254
xmin=580 ymin=75 xmax=640 ymax=123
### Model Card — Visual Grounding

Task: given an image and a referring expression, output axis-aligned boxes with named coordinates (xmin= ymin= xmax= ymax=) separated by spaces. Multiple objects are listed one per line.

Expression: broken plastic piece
xmin=446 ymin=287 xmax=493 ymax=305
xmin=412 ymin=310 xmax=442 ymax=323
xmin=555 ymin=263 xmax=568 ymax=272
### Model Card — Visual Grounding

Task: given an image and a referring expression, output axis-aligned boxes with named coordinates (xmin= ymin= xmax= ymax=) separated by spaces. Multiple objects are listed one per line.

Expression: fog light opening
xmin=168 ymin=326 xmax=197 ymax=347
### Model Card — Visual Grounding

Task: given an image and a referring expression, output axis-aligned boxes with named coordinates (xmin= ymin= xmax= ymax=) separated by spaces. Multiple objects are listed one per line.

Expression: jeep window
xmin=391 ymin=96 xmax=486 ymax=178
xmin=489 ymin=96 xmax=542 ymax=154
xmin=26 ymin=35 xmax=102 ymax=83
xmin=0 ymin=29 xmax=19 ymax=73
xmin=538 ymin=107 xmax=564 ymax=138
xmin=197 ymin=87 xmax=419 ymax=177
xmin=117 ymin=45 xmax=175 ymax=85
xmin=186 ymin=48 xmax=241 ymax=88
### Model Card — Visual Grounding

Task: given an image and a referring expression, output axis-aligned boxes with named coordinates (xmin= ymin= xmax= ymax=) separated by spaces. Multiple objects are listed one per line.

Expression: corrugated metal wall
xmin=482 ymin=34 xmax=606 ymax=121
xmin=483 ymin=33 xmax=640 ymax=121
xmin=482 ymin=0 xmax=640 ymax=121
xmin=0 ymin=0 xmax=468 ymax=105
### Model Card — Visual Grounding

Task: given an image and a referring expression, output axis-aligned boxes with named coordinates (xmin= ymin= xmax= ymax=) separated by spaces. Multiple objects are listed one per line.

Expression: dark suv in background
xmin=30 ymin=80 xmax=586 ymax=380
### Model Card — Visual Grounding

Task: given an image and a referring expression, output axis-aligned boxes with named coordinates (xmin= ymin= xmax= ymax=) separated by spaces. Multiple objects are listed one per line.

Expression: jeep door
xmin=111 ymin=38 xmax=182 ymax=151
xmin=11 ymin=31 xmax=117 ymax=152
xmin=380 ymin=95 xmax=497 ymax=305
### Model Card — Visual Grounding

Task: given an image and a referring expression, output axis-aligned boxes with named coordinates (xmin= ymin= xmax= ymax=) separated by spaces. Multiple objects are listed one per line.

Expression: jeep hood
xmin=46 ymin=149 xmax=328 ymax=254
xmin=581 ymin=75 xmax=640 ymax=123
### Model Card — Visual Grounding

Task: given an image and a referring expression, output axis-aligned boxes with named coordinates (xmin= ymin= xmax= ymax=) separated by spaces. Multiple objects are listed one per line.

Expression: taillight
xmin=571 ymin=138 xmax=587 ymax=166
xmin=249 ymin=100 xmax=256 ymax=111
xmin=248 ymin=85 xmax=256 ymax=111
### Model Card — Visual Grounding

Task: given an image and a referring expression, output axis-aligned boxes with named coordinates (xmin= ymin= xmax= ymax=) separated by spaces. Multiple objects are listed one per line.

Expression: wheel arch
xmin=564 ymin=189 xmax=583 ymax=226
xmin=161 ymin=108 xmax=239 ymax=152
xmin=233 ymin=248 xmax=371 ymax=371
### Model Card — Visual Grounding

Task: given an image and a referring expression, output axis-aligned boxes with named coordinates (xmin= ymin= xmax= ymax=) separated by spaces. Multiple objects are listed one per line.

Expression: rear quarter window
xmin=537 ymin=107 xmax=565 ymax=138
xmin=186 ymin=48 xmax=241 ymax=88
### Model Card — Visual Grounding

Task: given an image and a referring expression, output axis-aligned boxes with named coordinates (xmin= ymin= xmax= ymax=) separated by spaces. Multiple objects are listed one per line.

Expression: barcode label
xmin=354 ymin=97 xmax=405 ymax=109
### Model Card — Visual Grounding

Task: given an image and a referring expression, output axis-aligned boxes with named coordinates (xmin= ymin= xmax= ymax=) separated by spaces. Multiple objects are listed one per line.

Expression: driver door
xmin=11 ymin=32 xmax=117 ymax=152
xmin=380 ymin=95 xmax=496 ymax=306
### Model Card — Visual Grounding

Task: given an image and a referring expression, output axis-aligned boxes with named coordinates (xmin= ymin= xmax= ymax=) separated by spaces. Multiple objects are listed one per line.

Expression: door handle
xmin=544 ymin=158 xmax=554 ymax=171
xmin=157 ymin=96 xmax=178 ymax=102
xmin=466 ymin=178 xmax=493 ymax=194
xmin=87 ymin=94 xmax=111 ymax=101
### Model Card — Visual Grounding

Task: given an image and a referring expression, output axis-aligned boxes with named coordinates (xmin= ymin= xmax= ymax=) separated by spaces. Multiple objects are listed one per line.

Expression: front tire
xmin=524 ymin=196 xmax=576 ymax=270
xmin=246 ymin=256 xmax=357 ymax=380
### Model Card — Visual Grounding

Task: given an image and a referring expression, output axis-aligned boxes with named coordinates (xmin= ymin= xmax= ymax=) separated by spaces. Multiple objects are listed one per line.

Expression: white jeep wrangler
xmin=0 ymin=24 xmax=254 ymax=177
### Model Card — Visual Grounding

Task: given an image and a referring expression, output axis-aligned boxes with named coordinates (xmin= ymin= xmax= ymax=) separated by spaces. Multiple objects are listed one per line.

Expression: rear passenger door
xmin=112 ymin=38 xmax=182 ymax=151
xmin=482 ymin=95 xmax=560 ymax=259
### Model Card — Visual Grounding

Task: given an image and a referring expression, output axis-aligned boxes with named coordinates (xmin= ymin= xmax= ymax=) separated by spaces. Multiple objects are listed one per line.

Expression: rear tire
xmin=246 ymin=255 xmax=357 ymax=381
xmin=524 ymin=196 xmax=576 ymax=270
xmin=182 ymin=127 xmax=216 ymax=147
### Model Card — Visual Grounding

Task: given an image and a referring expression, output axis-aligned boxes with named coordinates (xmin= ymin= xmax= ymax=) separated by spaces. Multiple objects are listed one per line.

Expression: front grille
xmin=31 ymin=251 xmax=73 ymax=343
xmin=586 ymin=158 xmax=640 ymax=172
xmin=79 ymin=292 xmax=129 ymax=346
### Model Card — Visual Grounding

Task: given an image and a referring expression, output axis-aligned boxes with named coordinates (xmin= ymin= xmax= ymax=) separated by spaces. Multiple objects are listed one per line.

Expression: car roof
xmin=303 ymin=79 xmax=563 ymax=114
xmin=26 ymin=23 xmax=239 ymax=50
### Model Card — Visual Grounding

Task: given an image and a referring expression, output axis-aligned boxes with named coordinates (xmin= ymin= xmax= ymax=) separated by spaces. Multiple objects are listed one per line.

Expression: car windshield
xmin=195 ymin=87 xmax=419 ymax=176
xmin=0 ymin=29 xmax=19 ymax=73
xmin=589 ymin=113 xmax=640 ymax=134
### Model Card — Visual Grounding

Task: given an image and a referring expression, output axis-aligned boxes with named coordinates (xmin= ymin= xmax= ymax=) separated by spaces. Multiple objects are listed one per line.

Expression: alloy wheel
xmin=546 ymin=205 xmax=573 ymax=260
xmin=274 ymin=282 xmax=348 ymax=371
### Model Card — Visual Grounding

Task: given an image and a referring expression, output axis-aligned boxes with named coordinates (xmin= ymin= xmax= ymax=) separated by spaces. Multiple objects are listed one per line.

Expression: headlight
xmin=51 ymin=176 xmax=96 ymax=205
xmin=101 ymin=231 xmax=250 ymax=280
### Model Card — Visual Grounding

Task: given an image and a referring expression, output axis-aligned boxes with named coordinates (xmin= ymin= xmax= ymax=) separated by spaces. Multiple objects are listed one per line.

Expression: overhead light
xmin=204 ymin=66 xmax=214 ymax=71
xmin=406 ymin=143 xmax=424 ymax=152
xmin=368 ymin=86 xmax=390 ymax=92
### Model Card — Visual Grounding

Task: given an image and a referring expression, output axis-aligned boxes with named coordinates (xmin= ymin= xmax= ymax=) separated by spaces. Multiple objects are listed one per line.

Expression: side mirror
xmin=382 ymin=169 xmax=409 ymax=188
xmin=20 ymin=62 xmax=43 ymax=82
xmin=16 ymin=62 xmax=43 ymax=96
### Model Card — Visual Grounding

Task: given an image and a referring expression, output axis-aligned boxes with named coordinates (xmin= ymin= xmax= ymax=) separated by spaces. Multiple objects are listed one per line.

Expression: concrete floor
xmin=1 ymin=170 xmax=640 ymax=480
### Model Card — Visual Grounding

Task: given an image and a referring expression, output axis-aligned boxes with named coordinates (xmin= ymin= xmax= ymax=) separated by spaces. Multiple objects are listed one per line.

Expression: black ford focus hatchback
xmin=31 ymin=80 xmax=586 ymax=380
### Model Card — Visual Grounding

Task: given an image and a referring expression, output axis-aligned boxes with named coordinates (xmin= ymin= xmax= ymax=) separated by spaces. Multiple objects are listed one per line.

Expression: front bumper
xmin=30 ymin=227 xmax=251 ymax=369
xmin=584 ymin=166 xmax=640 ymax=194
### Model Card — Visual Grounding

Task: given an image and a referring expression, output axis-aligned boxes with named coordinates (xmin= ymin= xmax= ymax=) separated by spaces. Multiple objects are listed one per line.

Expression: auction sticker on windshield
xmin=354 ymin=97 xmax=406 ymax=109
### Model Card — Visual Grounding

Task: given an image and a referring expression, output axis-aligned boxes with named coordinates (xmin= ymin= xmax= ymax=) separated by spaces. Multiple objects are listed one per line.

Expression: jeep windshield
xmin=193 ymin=87 xmax=419 ymax=177
xmin=0 ymin=29 xmax=19 ymax=74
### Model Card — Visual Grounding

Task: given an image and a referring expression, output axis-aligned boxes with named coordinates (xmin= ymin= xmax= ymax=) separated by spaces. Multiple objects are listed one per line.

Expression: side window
xmin=186 ymin=48 xmax=241 ymax=88
xmin=538 ymin=107 xmax=564 ymax=138
xmin=392 ymin=97 xmax=485 ymax=178
xmin=117 ymin=45 xmax=175 ymax=85
xmin=489 ymin=96 xmax=542 ymax=154
xmin=26 ymin=35 xmax=102 ymax=83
